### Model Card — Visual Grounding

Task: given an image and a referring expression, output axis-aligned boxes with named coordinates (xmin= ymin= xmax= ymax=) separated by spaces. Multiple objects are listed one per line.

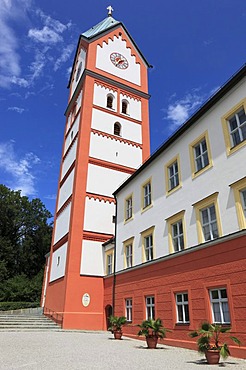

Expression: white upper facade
xmin=114 ymin=71 xmax=246 ymax=273
xmin=96 ymin=35 xmax=141 ymax=86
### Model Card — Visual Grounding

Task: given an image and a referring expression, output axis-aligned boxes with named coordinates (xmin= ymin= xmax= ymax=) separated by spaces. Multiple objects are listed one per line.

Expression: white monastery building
xmin=42 ymin=8 xmax=246 ymax=359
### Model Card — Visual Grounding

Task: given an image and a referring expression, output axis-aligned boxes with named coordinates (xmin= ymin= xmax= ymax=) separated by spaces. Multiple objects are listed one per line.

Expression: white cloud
xmin=54 ymin=44 xmax=75 ymax=71
xmin=0 ymin=1 xmax=74 ymax=89
xmin=7 ymin=106 xmax=26 ymax=114
xmin=0 ymin=0 xmax=32 ymax=88
xmin=164 ymin=89 xmax=205 ymax=131
xmin=0 ymin=141 xmax=40 ymax=196
xmin=28 ymin=26 xmax=63 ymax=44
xmin=28 ymin=9 xmax=72 ymax=45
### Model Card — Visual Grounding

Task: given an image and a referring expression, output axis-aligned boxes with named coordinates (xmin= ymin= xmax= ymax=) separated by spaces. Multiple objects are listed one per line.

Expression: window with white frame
xmin=125 ymin=196 xmax=133 ymax=220
xmin=144 ymin=234 xmax=153 ymax=261
xmin=210 ymin=288 xmax=230 ymax=324
xmin=200 ymin=204 xmax=219 ymax=241
xmin=143 ymin=181 xmax=151 ymax=209
xmin=228 ymin=107 xmax=246 ymax=147
xmin=240 ymin=189 xmax=246 ymax=218
xmin=194 ymin=138 xmax=209 ymax=172
xmin=172 ymin=220 xmax=184 ymax=252
xmin=125 ymin=298 xmax=132 ymax=322
xmin=106 ymin=253 xmax=113 ymax=275
xmin=176 ymin=293 xmax=189 ymax=323
xmin=146 ymin=296 xmax=155 ymax=320
xmin=168 ymin=160 xmax=179 ymax=190
xmin=125 ymin=243 xmax=133 ymax=268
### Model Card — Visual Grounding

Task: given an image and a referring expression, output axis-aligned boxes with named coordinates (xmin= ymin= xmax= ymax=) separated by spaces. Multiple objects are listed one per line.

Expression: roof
xmin=82 ymin=16 xmax=120 ymax=39
xmin=113 ymin=63 xmax=246 ymax=196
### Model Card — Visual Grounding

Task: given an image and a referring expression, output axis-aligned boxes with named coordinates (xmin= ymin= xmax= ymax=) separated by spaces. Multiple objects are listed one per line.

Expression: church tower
xmin=42 ymin=7 xmax=151 ymax=330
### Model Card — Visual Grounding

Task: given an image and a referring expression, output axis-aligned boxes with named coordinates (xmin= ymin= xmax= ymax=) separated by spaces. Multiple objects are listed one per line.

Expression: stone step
xmin=0 ymin=311 xmax=62 ymax=331
xmin=0 ymin=316 xmax=52 ymax=320
xmin=0 ymin=321 xmax=59 ymax=326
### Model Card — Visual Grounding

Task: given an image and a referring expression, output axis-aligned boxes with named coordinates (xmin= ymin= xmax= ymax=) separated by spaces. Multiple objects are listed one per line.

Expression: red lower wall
xmin=104 ymin=234 xmax=246 ymax=358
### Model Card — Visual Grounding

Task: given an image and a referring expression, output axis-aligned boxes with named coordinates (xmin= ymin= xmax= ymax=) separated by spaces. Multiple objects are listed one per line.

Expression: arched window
xmin=106 ymin=94 xmax=113 ymax=109
xmin=114 ymin=122 xmax=121 ymax=136
xmin=121 ymin=100 xmax=128 ymax=114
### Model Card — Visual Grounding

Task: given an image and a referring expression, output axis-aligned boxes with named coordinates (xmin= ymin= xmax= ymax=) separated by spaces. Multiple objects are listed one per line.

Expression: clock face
xmin=76 ymin=61 xmax=82 ymax=82
xmin=110 ymin=52 xmax=128 ymax=69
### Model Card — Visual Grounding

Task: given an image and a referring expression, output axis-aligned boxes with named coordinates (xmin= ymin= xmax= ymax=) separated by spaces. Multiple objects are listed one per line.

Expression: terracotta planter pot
xmin=205 ymin=350 xmax=220 ymax=364
xmin=146 ymin=336 xmax=158 ymax=349
xmin=113 ymin=330 xmax=122 ymax=340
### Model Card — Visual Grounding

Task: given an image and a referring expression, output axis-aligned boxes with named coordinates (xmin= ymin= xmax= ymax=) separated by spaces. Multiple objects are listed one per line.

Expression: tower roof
xmin=82 ymin=16 xmax=120 ymax=39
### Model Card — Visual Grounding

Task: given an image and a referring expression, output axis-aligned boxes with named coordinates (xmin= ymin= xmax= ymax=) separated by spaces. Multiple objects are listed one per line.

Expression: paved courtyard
xmin=0 ymin=331 xmax=245 ymax=370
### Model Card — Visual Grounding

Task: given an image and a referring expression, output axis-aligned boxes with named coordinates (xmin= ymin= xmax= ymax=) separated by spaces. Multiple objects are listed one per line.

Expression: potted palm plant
xmin=189 ymin=321 xmax=241 ymax=364
xmin=137 ymin=318 xmax=170 ymax=349
xmin=108 ymin=315 xmax=127 ymax=340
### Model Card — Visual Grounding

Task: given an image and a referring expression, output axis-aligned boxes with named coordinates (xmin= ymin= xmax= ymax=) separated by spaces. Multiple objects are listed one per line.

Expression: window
xmin=121 ymin=100 xmax=128 ymax=114
xmin=141 ymin=226 xmax=155 ymax=262
xmin=123 ymin=237 xmax=134 ymax=268
xmin=228 ymin=108 xmax=246 ymax=147
xmin=165 ymin=156 xmax=181 ymax=194
xmin=142 ymin=179 xmax=152 ymax=210
xmin=105 ymin=251 xmax=113 ymax=275
xmin=114 ymin=122 xmax=121 ymax=136
xmin=75 ymin=61 xmax=82 ymax=82
xmin=172 ymin=221 xmax=184 ymax=252
xmin=230 ymin=177 xmax=246 ymax=230
xmin=194 ymin=193 xmax=222 ymax=243
xmin=189 ymin=131 xmax=213 ymax=178
xmin=200 ymin=204 xmax=219 ymax=241
xmin=146 ymin=296 xmax=155 ymax=320
xmin=210 ymin=288 xmax=230 ymax=324
xmin=125 ymin=298 xmax=132 ymax=322
xmin=168 ymin=161 xmax=179 ymax=189
xmin=125 ymin=244 xmax=133 ymax=268
xmin=176 ymin=293 xmax=189 ymax=323
xmin=106 ymin=94 xmax=113 ymax=109
xmin=144 ymin=234 xmax=153 ymax=261
xmin=167 ymin=211 xmax=186 ymax=253
xmin=194 ymin=139 xmax=209 ymax=172
xmin=125 ymin=195 xmax=133 ymax=221
xmin=241 ymin=189 xmax=246 ymax=217
xmin=222 ymin=99 xmax=246 ymax=155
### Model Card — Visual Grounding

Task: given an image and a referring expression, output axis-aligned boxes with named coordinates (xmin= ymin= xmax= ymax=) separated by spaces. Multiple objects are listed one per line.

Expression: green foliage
xmin=189 ymin=321 xmax=241 ymax=359
xmin=0 ymin=185 xmax=52 ymax=304
xmin=0 ymin=302 xmax=40 ymax=311
xmin=108 ymin=316 xmax=127 ymax=331
xmin=137 ymin=318 xmax=170 ymax=338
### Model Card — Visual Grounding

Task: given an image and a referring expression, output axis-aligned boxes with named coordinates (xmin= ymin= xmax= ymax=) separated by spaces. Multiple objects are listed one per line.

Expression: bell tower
xmin=42 ymin=8 xmax=151 ymax=330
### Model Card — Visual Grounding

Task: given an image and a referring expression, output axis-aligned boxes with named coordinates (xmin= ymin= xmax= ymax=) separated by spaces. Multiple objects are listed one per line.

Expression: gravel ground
xmin=0 ymin=331 xmax=245 ymax=370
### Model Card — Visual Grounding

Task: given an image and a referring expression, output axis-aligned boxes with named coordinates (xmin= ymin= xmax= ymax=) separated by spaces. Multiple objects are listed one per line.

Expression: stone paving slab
xmin=0 ymin=331 xmax=245 ymax=370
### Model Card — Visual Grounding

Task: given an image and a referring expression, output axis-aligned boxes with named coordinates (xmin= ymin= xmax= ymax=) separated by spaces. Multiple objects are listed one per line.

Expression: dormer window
xmin=106 ymin=94 xmax=114 ymax=109
xmin=122 ymin=100 xmax=128 ymax=114
xmin=114 ymin=122 xmax=121 ymax=136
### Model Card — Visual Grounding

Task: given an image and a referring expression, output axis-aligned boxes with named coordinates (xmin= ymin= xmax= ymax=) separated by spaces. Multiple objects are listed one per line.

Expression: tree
xmin=0 ymin=185 xmax=52 ymax=302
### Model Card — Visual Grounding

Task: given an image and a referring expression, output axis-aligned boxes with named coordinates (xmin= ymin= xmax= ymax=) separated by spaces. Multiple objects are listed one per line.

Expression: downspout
xmin=112 ymin=194 xmax=117 ymax=316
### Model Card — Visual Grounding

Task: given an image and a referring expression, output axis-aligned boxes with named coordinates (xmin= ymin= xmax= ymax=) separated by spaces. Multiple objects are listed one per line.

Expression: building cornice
xmin=65 ymin=69 xmax=151 ymax=116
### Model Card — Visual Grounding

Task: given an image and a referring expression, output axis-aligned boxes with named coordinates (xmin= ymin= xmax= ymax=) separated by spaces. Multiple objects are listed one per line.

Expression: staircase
xmin=0 ymin=307 xmax=61 ymax=331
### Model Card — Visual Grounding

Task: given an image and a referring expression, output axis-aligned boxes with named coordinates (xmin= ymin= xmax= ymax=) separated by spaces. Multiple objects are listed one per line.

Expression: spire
xmin=107 ymin=5 xmax=113 ymax=17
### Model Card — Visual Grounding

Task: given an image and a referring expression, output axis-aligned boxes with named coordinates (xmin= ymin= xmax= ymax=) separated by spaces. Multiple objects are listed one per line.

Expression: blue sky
xmin=1 ymin=0 xmax=246 ymax=215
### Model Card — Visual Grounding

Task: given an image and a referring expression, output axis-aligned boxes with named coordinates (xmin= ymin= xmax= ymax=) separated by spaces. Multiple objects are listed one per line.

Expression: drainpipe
xmin=112 ymin=194 xmax=117 ymax=316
